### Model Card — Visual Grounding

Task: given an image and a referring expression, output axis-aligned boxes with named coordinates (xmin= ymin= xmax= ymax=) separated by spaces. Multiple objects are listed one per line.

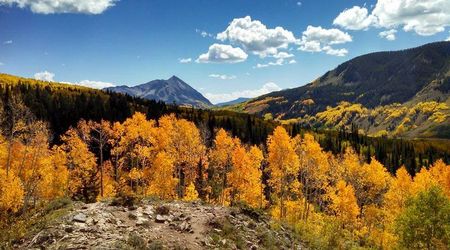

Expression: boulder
xmin=73 ymin=213 xmax=87 ymax=223
xmin=155 ymin=214 xmax=167 ymax=223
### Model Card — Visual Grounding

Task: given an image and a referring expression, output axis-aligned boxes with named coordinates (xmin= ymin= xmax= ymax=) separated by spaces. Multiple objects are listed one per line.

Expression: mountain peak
xmin=106 ymin=76 xmax=212 ymax=108
xmin=169 ymin=75 xmax=182 ymax=81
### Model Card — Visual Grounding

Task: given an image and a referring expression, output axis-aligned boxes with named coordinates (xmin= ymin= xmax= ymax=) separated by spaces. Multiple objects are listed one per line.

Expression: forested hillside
xmin=227 ymin=42 xmax=450 ymax=138
xmin=0 ymin=73 xmax=448 ymax=176
xmin=1 ymin=108 xmax=449 ymax=249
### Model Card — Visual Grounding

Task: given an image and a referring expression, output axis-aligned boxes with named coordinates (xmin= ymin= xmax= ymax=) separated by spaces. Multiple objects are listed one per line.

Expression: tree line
xmin=1 ymin=74 xmax=448 ymax=177
xmin=0 ymin=95 xmax=449 ymax=249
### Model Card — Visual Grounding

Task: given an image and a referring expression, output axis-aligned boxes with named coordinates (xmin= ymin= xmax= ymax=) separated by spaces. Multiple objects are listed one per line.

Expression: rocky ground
xmin=15 ymin=199 xmax=304 ymax=249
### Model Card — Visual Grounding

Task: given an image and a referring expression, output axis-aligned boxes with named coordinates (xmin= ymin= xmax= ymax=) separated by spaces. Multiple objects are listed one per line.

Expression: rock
xmin=178 ymin=221 xmax=191 ymax=232
xmin=156 ymin=205 xmax=170 ymax=215
xmin=136 ymin=217 xmax=149 ymax=226
xmin=155 ymin=214 xmax=167 ymax=223
xmin=128 ymin=212 xmax=138 ymax=220
xmin=143 ymin=206 xmax=154 ymax=216
xmin=73 ymin=213 xmax=87 ymax=223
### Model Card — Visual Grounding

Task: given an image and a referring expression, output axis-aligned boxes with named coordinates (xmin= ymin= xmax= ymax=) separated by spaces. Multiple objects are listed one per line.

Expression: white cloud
xmin=34 ymin=71 xmax=55 ymax=81
xmin=3 ymin=40 xmax=12 ymax=44
xmin=178 ymin=58 xmax=192 ymax=63
xmin=196 ymin=43 xmax=248 ymax=63
xmin=379 ymin=29 xmax=397 ymax=41
xmin=273 ymin=52 xmax=294 ymax=59
xmin=34 ymin=71 xmax=114 ymax=88
xmin=196 ymin=29 xmax=213 ymax=38
xmin=296 ymin=1 xmax=302 ymax=7
xmin=204 ymin=82 xmax=281 ymax=104
xmin=334 ymin=0 xmax=450 ymax=36
xmin=447 ymin=32 xmax=450 ymax=41
xmin=209 ymin=74 xmax=236 ymax=80
xmin=0 ymin=0 xmax=116 ymax=14
xmin=217 ymin=16 xmax=296 ymax=57
xmin=255 ymin=51 xmax=296 ymax=68
xmin=71 ymin=80 xmax=115 ymax=89
xmin=301 ymin=25 xmax=352 ymax=45
xmin=298 ymin=25 xmax=351 ymax=56
xmin=372 ymin=0 xmax=450 ymax=36
xmin=333 ymin=6 xmax=376 ymax=30
xmin=322 ymin=46 xmax=348 ymax=57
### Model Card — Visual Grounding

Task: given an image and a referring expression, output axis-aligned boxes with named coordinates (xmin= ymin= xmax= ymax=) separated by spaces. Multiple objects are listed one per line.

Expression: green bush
xmin=395 ymin=186 xmax=450 ymax=249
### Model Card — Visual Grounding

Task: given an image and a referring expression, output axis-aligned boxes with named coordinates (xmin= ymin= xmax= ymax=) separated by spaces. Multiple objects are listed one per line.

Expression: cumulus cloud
xmin=209 ymin=74 xmax=236 ymax=80
xmin=334 ymin=0 xmax=450 ymax=36
xmin=298 ymin=26 xmax=351 ymax=56
xmin=196 ymin=43 xmax=248 ymax=63
xmin=3 ymin=40 xmax=12 ymax=44
xmin=217 ymin=16 xmax=296 ymax=57
xmin=34 ymin=71 xmax=55 ymax=81
xmin=372 ymin=0 xmax=450 ymax=36
xmin=204 ymin=82 xmax=281 ymax=104
xmin=34 ymin=71 xmax=114 ymax=88
xmin=333 ymin=6 xmax=376 ymax=30
xmin=178 ymin=58 xmax=192 ymax=63
xmin=379 ymin=29 xmax=397 ymax=40
xmin=0 ymin=0 xmax=116 ymax=14
xmin=255 ymin=52 xmax=296 ymax=68
xmin=72 ymin=80 xmax=115 ymax=89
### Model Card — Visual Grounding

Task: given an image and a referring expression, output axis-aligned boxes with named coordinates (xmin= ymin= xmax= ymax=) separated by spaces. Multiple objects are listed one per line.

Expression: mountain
xmin=231 ymin=41 xmax=450 ymax=138
xmin=215 ymin=97 xmax=250 ymax=107
xmin=106 ymin=76 xmax=212 ymax=108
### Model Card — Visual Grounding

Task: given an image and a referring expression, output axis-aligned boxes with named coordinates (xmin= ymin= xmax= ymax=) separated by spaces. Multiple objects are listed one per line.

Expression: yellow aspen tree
xmin=0 ymin=168 xmax=24 ymax=213
xmin=146 ymin=152 xmax=178 ymax=200
xmin=328 ymin=180 xmax=360 ymax=229
xmin=116 ymin=112 xmax=157 ymax=171
xmin=38 ymin=146 xmax=69 ymax=200
xmin=87 ymin=120 xmax=112 ymax=198
xmin=209 ymin=129 xmax=236 ymax=204
xmin=411 ymin=167 xmax=438 ymax=194
xmin=295 ymin=133 xmax=330 ymax=220
xmin=0 ymin=95 xmax=31 ymax=177
xmin=158 ymin=115 xmax=205 ymax=198
xmin=114 ymin=112 xmax=157 ymax=194
xmin=61 ymin=128 xmax=98 ymax=202
xmin=384 ymin=167 xmax=413 ymax=216
xmin=128 ymin=167 xmax=143 ymax=194
xmin=183 ymin=182 xmax=199 ymax=201
xmin=98 ymin=160 xmax=117 ymax=199
xmin=428 ymin=159 xmax=450 ymax=197
xmin=358 ymin=158 xmax=392 ymax=208
xmin=267 ymin=126 xmax=299 ymax=219
xmin=247 ymin=146 xmax=265 ymax=208
xmin=19 ymin=121 xmax=52 ymax=210
xmin=227 ymin=144 xmax=265 ymax=208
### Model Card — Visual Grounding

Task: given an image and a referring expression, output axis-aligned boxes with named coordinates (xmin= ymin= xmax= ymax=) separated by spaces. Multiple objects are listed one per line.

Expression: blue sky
xmin=0 ymin=0 xmax=449 ymax=103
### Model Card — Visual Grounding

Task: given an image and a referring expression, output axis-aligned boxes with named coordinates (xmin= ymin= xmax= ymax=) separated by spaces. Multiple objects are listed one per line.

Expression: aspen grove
xmin=1 ymin=103 xmax=450 ymax=248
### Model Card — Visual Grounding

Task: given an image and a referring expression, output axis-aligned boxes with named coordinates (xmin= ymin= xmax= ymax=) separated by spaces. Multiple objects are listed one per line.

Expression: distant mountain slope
xmin=215 ymin=97 xmax=250 ymax=107
xmin=106 ymin=76 xmax=212 ymax=108
xmin=233 ymin=41 xmax=450 ymax=138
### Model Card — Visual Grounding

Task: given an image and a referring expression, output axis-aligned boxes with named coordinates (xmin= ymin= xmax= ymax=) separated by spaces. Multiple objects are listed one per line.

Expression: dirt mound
xmin=17 ymin=200 xmax=304 ymax=249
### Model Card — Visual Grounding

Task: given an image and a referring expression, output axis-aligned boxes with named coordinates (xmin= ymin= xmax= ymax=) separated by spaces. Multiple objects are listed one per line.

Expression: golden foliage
xmin=145 ymin=152 xmax=178 ymax=200
xmin=0 ymin=169 xmax=24 ymax=213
